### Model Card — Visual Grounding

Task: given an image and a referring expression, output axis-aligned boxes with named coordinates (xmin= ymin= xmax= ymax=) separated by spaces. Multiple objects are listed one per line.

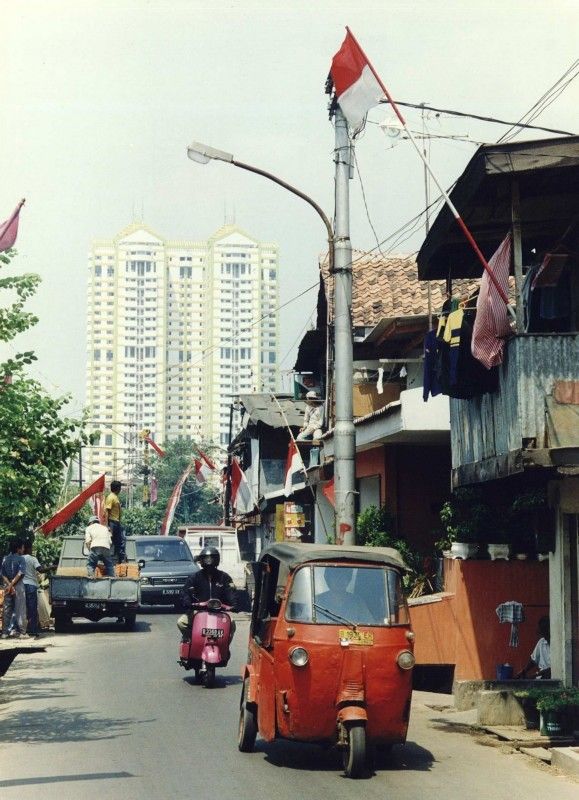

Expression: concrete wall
xmin=409 ymin=559 xmax=549 ymax=681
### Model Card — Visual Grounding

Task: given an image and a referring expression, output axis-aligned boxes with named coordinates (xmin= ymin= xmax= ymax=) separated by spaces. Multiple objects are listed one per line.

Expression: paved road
xmin=0 ymin=611 xmax=577 ymax=799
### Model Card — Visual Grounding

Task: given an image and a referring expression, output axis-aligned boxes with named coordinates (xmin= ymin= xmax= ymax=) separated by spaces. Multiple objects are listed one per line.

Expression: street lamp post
xmin=187 ymin=133 xmax=356 ymax=544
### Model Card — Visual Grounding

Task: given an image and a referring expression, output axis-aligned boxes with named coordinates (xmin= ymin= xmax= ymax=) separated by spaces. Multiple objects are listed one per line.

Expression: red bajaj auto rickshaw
xmin=238 ymin=543 xmax=415 ymax=778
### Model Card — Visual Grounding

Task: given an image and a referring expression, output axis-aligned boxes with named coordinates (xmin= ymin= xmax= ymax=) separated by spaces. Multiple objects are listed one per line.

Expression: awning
xmin=417 ymin=135 xmax=579 ymax=280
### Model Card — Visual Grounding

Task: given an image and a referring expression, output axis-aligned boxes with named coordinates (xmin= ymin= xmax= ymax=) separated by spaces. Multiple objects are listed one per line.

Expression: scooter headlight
xmin=289 ymin=647 xmax=309 ymax=667
xmin=396 ymin=650 xmax=415 ymax=670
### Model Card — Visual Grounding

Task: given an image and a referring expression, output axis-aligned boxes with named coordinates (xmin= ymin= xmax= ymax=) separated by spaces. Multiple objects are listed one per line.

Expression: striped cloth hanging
xmin=471 ymin=233 xmax=512 ymax=369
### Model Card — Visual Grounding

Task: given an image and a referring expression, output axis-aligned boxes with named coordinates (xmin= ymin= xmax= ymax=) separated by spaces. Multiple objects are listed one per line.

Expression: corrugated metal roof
xmin=240 ymin=393 xmax=305 ymax=429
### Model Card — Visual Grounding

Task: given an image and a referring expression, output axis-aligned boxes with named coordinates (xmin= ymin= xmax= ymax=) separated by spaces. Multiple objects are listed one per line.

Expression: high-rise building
xmin=85 ymin=222 xmax=279 ymax=480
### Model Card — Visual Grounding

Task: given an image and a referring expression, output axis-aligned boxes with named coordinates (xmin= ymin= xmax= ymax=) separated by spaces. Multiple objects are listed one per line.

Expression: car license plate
xmin=338 ymin=629 xmax=374 ymax=646
xmin=202 ymin=627 xmax=224 ymax=638
xmin=85 ymin=602 xmax=105 ymax=610
xmin=162 ymin=589 xmax=178 ymax=595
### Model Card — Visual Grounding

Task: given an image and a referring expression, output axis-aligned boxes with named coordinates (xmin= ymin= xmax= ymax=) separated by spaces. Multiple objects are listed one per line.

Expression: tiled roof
xmin=320 ymin=251 xmax=477 ymax=327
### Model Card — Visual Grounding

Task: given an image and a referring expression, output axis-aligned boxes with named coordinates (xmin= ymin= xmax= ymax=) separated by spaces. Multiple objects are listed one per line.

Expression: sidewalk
xmin=413 ymin=690 xmax=579 ymax=780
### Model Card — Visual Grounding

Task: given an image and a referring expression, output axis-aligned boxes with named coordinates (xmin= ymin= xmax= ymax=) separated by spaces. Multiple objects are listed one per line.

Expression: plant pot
xmin=450 ymin=542 xmax=479 ymax=560
xmin=540 ymin=709 xmax=563 ymax=736
xmin=488 ymin=543 xmax=510 ymax=561
xmin=517 ymin=698 xmax=540 ymax=730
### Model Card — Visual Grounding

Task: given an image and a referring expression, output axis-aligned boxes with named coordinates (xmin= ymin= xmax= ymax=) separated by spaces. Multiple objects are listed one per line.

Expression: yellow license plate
xmin=338 ymin=629 xmax=374 ymax=646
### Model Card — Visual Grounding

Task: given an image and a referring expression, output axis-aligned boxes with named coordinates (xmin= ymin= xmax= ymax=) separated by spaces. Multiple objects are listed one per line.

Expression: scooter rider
xmin=177 ymin=546 xmax=236 ymax=642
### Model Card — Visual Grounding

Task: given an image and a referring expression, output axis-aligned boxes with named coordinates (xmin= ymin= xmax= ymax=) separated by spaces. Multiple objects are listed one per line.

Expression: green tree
xmin=0 ymin=249 xmax=88 ymax=553
xmin=123 ymin=437 xmax=221 ymax=536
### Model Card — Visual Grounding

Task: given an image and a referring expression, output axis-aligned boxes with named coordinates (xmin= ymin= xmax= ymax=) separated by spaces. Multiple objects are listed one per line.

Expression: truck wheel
xmin=123 ymin=613 xmax=137 ymax=631
xmin=238 ymin=679 xmax=257 ymax=752
xmin=54 ymin=612 xmax=70 ymax=634
xmin=343 ymin=723 xmax=366 ymax=779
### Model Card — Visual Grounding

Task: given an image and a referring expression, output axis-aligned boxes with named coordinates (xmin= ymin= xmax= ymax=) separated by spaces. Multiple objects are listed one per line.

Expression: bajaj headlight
xmin=289 ymin=647 xmax=309 ymax=667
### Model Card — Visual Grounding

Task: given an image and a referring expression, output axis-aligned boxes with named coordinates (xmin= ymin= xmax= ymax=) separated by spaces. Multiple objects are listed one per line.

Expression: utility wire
xmin=379 ymin=99 xmax=576 ymax=137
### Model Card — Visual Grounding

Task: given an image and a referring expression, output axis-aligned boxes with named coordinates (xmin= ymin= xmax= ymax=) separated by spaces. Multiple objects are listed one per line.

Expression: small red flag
xmin=0 ymin=199 xmax=25 ymax=252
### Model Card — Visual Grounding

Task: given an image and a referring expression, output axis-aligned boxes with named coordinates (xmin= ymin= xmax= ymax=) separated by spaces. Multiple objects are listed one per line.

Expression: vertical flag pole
xmin=345 ymin=27 xmax=515 ymax=318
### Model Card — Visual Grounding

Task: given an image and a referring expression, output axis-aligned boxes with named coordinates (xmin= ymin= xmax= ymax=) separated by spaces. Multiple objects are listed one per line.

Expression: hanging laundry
xmin=496 ymin=601 xmax=525 ymax=648
xmin=376 ymin=367 xmax=384 ymax=395
xmin=471 ymin=234 xmax=512 ymax=369
xmin=423 ymin=329 xmax=442 ymax=401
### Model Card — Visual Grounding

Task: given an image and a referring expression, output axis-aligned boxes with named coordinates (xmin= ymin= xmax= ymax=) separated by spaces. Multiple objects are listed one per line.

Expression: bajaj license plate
xmin=338 ymin=629 xmax=374 ymax=646
xmin=202 ymin=627 xmax=224 ymax=638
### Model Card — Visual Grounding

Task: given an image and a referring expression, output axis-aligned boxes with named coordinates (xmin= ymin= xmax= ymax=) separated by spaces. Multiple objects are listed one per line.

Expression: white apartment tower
xmin=85 ymin=223 xmax=279 ymax=479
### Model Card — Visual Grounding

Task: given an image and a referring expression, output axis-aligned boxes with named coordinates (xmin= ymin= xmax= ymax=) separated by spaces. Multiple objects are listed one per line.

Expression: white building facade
xmin=85 ymin=223 xmax=279 ymax=480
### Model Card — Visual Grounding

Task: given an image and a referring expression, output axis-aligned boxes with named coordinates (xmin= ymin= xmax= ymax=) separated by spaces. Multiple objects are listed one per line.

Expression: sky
xmin=1 ymin=0 xmax=578 ymax=419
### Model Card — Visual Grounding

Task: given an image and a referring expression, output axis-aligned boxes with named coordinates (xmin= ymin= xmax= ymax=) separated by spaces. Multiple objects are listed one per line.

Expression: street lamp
xmin=187 ymin=119 xmax=355 ymax=545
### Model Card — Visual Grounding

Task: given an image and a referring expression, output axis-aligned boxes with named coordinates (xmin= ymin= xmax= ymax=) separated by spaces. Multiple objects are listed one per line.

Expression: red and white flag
xmin=160 ymin=460 xmax=195 ymax=535
xmin=230 ymin=459 xmax=254 ymax=514
xmin=330 ymin=31 xmax=384 ymax=132
xmin=195 ymin=450 xmax=216 ymax=484
xmin=284 ymin=440 xmax=303 ymax=497
xmin=471 ymin=233 xmax=512 ymax=369
xmin=0 ymin=199 xmax=25 ymax=252
xmin=38 ymin=474 xmax=106 ymax=535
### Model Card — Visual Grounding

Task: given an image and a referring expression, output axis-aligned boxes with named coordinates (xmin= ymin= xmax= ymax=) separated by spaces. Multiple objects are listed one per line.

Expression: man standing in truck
xmin=105 ymin=480 xmax=126 ymax=563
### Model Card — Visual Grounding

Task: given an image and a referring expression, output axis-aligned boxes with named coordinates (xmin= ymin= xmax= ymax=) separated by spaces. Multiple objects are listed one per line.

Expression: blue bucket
xmin=496 ymin=663 xmax=513 ymax=680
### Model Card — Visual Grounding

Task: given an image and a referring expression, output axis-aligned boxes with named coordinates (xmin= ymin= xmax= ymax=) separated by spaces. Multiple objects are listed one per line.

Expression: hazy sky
xmin=1 ymin=0 xmax=578 ymax=419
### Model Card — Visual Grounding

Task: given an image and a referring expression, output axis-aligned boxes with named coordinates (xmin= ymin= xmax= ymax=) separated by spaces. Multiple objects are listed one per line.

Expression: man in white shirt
xmin=516 ymin=617 xmax=551 ymax=679
xmin=297 ymin=391 xmax=324 ymax=441
xmin=85 ymin=516 xmax=115 ymax=578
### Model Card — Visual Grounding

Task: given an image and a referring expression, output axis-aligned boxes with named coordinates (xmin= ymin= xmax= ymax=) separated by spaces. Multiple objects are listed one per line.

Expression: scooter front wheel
xmin=343 ymin=723 xmax=366 ymax=779
xmin=203 ymin=665 xmax=216 ymax=688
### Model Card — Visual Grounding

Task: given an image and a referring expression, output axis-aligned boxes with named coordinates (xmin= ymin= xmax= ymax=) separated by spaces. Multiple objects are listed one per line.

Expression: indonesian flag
xmin=38 ymin=474 xmax=106 ymax=535
xmin=0 ymin=199 xmax=25 ymax=252
xmin=330 ymin=30 xmax=384 ymax=132
xmin=195 ymin=450 xmax=216 ymax=484
xmin=284 ymin=440 xmax=303 ymax=497
xmin=231 ymin=459 xmax=254 ymax=514
xmin=160 ymin=460 xmax=195 ymax=535
xmin=144 ymin=436 xmax=166 ymax=458
xmin=471 ymin=233 xmax=512 ymax=369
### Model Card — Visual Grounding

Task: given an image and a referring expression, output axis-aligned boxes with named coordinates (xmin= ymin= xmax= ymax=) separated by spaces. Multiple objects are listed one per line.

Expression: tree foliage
xmin=122 ymin=437 xmax=222 ymax=536
xmin=0 ymin=249 xmax=88 ymax=553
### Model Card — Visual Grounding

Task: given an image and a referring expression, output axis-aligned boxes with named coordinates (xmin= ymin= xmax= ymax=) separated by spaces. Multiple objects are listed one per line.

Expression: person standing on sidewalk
xmin=105 ymin=480 xmax=126 ymax=563
xmin=22 ymin=541 xmax=49 ymax=638
xmin=1 ymin=539 xmax=27 ymax=638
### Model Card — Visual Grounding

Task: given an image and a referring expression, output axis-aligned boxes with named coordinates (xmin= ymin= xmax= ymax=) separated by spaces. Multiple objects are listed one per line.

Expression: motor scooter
xmin=178 ymin=598 xmax=233 ymax=687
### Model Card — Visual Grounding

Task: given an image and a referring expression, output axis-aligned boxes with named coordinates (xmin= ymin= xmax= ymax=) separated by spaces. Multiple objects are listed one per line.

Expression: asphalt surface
xmin=0 ymin=610 xmax=577 ymax=799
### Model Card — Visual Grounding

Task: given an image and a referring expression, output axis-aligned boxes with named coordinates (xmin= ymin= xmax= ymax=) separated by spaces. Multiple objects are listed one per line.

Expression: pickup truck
xmin=50 ymin=536 xmax=140 ymax=632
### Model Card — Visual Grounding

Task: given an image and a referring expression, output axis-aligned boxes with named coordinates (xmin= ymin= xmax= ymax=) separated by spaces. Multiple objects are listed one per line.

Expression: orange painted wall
xmin=355 ymin=448 xmax=386 ymax=504
xmin=409 ymin=559 xmax=549 ymax=681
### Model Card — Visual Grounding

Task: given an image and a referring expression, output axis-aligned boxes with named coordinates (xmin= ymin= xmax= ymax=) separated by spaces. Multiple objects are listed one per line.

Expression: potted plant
xmin=509 ymin=489 xmax=552 ymax=558
xmin=536 ymin=687 xmax=579 ymax=736
xmin=513 ymin=687 xmax=542 ymax=730
xmin=486 ymin=527 xmax=510 ymax=561
xmin=439 ymin=488 xmax=492 ymax=560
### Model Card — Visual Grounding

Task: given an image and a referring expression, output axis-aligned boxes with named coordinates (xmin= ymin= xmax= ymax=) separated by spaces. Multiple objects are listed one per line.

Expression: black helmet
xmin=198 ymin=546 xmax=220 ymax=569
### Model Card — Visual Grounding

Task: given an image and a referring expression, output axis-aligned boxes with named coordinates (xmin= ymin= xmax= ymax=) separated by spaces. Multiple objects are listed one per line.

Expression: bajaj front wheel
xmin=343 ymin=723 xmax=366 ymax=779
xmin=238 ymin=679 xmax=257 ymax=752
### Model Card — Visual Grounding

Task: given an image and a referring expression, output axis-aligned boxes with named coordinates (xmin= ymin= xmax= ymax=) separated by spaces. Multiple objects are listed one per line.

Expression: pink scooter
xmin=178 ymin=599 xmax=233 ymax=688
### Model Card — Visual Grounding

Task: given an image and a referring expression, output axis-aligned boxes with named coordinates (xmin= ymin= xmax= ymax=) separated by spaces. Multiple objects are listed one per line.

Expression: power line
xmin=379 ymin=99 xmax=576 ymax=137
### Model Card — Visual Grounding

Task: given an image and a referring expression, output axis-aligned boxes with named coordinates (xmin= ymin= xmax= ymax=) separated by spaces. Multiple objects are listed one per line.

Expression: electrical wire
xmin=379 ymin=99 xmax=576 ymax=137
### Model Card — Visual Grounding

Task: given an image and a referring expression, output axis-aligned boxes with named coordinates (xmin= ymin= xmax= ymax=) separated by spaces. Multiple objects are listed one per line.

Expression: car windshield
xmin=136 ymin=540 xmax=193 ymax=562
xmin=285 ymin=565 xmax=409 ymax=626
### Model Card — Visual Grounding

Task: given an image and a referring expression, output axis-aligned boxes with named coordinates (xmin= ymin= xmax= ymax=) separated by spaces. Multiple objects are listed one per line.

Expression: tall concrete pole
xmin=332 ymin=107 xmax=356 ymax=545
